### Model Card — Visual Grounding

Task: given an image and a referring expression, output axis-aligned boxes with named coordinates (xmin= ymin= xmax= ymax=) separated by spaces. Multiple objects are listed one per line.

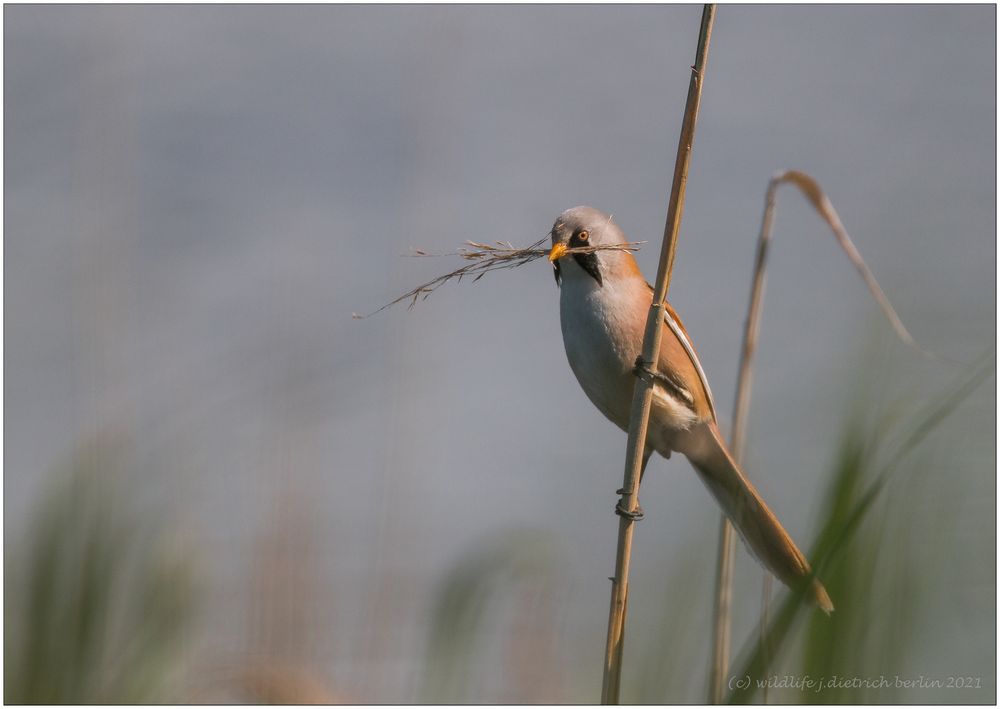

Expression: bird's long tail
xmin=676 ymin=421 xmax=834 ymax=613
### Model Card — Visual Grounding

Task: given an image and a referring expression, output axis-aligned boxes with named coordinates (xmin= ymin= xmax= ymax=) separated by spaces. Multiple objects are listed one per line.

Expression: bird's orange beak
xmin=548 ymin=242 xmax=568 ymax=262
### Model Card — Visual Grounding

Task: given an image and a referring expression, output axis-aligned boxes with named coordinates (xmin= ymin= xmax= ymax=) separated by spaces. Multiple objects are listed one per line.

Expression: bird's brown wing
xmin=659 ymin=300 xmax=717 ymax=422
xmin=642 ymin=281 xmax=716 ymax=421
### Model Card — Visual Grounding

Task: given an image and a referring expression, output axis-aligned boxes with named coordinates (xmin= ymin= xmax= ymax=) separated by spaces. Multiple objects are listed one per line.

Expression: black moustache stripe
xmin=573 ymin=252 xmax=603 ymax=287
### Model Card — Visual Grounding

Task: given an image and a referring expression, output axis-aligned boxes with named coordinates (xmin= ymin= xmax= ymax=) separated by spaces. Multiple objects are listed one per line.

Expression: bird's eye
xmin=578 ymin=230 xmax=589 ymax=242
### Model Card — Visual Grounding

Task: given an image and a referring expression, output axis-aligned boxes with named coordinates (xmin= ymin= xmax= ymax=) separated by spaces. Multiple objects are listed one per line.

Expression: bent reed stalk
xmin=707 ymin=168 xmax=933 ymax=703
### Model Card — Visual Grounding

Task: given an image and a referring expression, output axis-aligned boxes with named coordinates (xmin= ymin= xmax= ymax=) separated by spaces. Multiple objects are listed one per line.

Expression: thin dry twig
xmin=353 ymin=238 xmax=643 ymax=319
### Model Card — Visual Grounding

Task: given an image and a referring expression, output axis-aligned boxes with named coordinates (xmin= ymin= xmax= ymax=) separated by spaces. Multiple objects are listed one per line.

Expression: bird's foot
xmin=632 ymin=357 xmax=656 ymax=382
xmin=632 ymin=356 xmax=694 ymax=407
xmin=615 ymin=497 xmax=645 ymax=521
xmin=632 ymin=357 xmax=675 ymax=389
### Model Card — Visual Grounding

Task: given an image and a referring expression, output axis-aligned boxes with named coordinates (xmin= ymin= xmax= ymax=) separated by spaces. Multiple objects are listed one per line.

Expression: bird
xmin=548 ymin=205 xmax=833 ymax=613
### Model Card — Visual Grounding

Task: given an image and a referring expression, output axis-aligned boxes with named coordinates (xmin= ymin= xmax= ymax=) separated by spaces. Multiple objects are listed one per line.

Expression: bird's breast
xmin=558 ymin=277 xmax=647 ymax=429
xmin=558 ymin=274 xmax=703 ymax=449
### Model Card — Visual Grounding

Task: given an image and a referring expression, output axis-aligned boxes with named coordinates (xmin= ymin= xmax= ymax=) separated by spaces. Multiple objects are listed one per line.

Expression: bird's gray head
xmin=548 ymin=206 xmax=630 ymax=287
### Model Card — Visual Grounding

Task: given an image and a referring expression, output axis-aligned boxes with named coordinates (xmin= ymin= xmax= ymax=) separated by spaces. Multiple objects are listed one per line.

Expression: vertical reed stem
xmin=601 ymin=6 xmax=716 ymax=703
xmin=708 ymin=520 xmax=736 ymax=702
xmin=707 ymin=164 xmax=776 ymax=703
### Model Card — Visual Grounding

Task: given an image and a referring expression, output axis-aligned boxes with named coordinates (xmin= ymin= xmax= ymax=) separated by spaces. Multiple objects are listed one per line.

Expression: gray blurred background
xmin=5 ymin=4 xmax=995 ymax=703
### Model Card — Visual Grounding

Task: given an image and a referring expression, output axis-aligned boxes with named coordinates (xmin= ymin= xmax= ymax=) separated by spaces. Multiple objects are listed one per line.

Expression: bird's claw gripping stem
xmin=632 ymin=356 xmax=655 ymax=381
xmin=633 ymin=356 xmax=672 ymax=387
xmin=615 ymin=496 xmax=644 ymax=522
xmin=632 ymin=356 xmax=693 ymax=406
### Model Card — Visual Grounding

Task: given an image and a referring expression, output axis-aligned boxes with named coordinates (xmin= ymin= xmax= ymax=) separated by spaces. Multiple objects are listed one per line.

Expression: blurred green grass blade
xmin=421 ymin=528 xmax=563 ymax=703
xmin=727 ymin=351 xmax=993 ymax=704
xmin=821 ymin=350 xmax=994 ymax=572
xmin=5 ymin=436 xmax=196 ymax=704
xmin=627 ymin=550 xmax=712 ymax=703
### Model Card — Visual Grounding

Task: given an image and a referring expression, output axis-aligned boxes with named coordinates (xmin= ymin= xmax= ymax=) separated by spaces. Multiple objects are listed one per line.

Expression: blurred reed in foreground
xmin=419 ymin=351 xmax=992 ymax=703
xmin=421 ymin=528 xmax=567 ymax=703
xmin=5 ymin=350 xmax=990 ymax=703
xmin=725 ymin=351 xmax=993 ymax=703
xmin=4 ymin=433 xmax=196 ymax=704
